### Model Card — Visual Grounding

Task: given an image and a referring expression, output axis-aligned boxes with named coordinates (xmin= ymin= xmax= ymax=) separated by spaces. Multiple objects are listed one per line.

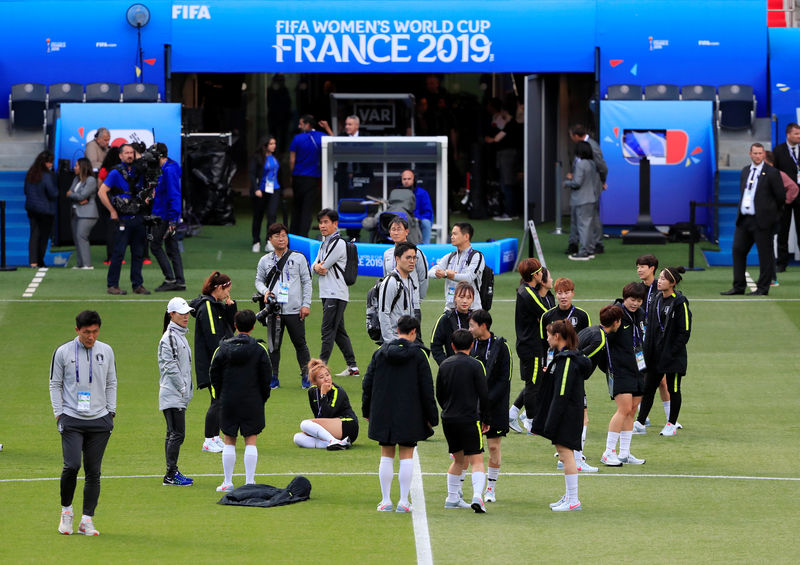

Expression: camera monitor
xmin=622 ymin=129 xmax=688 ymax=166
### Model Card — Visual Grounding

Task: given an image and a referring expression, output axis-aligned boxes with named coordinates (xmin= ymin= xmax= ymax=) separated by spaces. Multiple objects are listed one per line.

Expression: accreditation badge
xmin=634 ymin=347 xmax=647 ymax=371
xmin=277 ymin=281 xmax=290 ymax=304
xmin=77 ymin=391 xmax=91 ymax=413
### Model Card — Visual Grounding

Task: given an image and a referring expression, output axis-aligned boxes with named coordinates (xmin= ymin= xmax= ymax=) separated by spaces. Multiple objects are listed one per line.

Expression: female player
xmin=293 ymin=359 xmax=358 ymax=450
xmin=249 ymin=136 xmax=281 ymax=253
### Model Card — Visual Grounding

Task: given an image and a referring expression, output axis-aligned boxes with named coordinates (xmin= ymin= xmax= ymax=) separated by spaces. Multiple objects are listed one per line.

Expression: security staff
xmin=255 ymin=223 xmax=312 ymax=389
xmin=151 ymin=143 xmax=185 ymax=292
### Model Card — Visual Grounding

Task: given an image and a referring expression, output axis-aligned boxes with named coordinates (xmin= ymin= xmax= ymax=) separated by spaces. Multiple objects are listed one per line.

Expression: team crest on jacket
xmin=569 ymin=316 xmax=578 ymax=327
xmin=96 ymin=353 xmax=105 ymax=364
xmin=664 ymin=306 xmax=671 ymax=314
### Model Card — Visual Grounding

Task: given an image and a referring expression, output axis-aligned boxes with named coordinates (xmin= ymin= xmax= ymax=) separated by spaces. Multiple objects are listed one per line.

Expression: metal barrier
xmin=0 ymin=201 xmax=17 ymax=271
xmin=687 ymin=200 xmax=738 ymax=271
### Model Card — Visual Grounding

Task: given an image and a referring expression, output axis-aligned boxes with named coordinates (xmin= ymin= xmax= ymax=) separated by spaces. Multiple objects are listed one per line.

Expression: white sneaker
xmin=577 ymin=458 xmax=598 ymax=473
xmin=444 ymin=498 xmax=471 ymax=509
xmin=326 ymin=438 xmax=348 ymax=451
xmin=484 ymin=487 xmax=496 ymax=503
xmin=523 ymin=419 xmax=533 ymax=433
xmin=556 ymin=460 xmax=564 ymax=470
xmin=335 ymin=366 xmax=359 ymax=377
xmin=203 ymin=439 xmax=223 ymax=453
xmin=551 ymin=499 xmax=582 ymax=512
xmin=675 ymin=422 xmax=683 ymax=429
xmin=549 ymin=494 xmax=567 ymax=508
xmin=78 ymin=516 xmax=99 ymax=536
xmin=58 ymin=508 xmax=73 ymax=535
xmin=645 ymin=416 xmax=651 ymax=427
xmin=216 ymin=482 xmax=234 ymax=492
xmin=471 ymin=496 xmax=486 ymax=513
xmin=633 ymin=421 xmax=647 ymax=434
xmin=251 ymin=242 xmax=260 ymax=253
xmin=213 ymin=436 xmax=225 ymax=449
xmin=509 ymin=418 xmax=524 ymax=434
xmin=660 ymin=423 xmax=677 ymax=436
xmin=601 ymin=450 xmax=623 ymax=466
xmin=619 ymin=453 xmax=646 ymax=465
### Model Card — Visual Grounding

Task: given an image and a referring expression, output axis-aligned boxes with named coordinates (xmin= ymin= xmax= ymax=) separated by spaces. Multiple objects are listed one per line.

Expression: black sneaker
xmin=155 ymin=281 xmax=178 ymax=292
xmin=593 ymin=244 xmax=604 ymax=254
xmin=564 ymin=244 xmax=578 ymax=255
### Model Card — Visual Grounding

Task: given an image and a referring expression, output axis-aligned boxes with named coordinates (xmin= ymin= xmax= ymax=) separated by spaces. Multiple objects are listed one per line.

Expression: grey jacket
xmin=158 ymin=322 xmax=193 ymax=410
xmin=255 ymin=249 xmax=312 ymax=314
xmin=378 ymin=271 xmax=416 ymax=343
xmin=382 ymin=245 xmax=429 ymax=305
xmin=570 ymin=135 xmax=608 ymax=185
xmin=314 ymin=233 xmax=348 ymax=301
xmin=564 ymin=158 xmax=601 ymax=207
xmin=67 ymin=176 xmax=99 ymax=219
xmin=428 ymin=247 xmax=485 ymax=310
xmin=50 ymin=337 xmax=117 ymax=420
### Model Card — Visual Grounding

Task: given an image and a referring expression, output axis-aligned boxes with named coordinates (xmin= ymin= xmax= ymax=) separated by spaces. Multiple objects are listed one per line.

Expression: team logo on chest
xmin=569 ymin=316 xmax=578 ymax=327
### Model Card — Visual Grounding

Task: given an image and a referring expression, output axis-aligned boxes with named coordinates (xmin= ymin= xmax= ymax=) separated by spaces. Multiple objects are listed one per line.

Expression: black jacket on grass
xmin=608 ymin=300 xmax=646 ymax=380
xmin=190 ymin=295 xmax=237 ymax=389
xmin=577 ymin=325 xmax=610 ymax=374
xmin=362 ymin=338 xmax=438 ymax=444
xmin=515 ymin=283 xmax=550 ymax=372
xmin=435 ymin=352 xmax=489 ymax=424
xmin=644 ymin=291 xmax=692 ymax=375
xmin=540 ymin=305 xmax=591 ymax=363
xmin=532 ymin=349 xmax=592 ymax=451
xmin=430 ymin=309 xmax=472 ymax=366
xmin=472 ymin=333 xmax=512 ymax=425
xmin=307 ymin=382 xmax=358 ymax=422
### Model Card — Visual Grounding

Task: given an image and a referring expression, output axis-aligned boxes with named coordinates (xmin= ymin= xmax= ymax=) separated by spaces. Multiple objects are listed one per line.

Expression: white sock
xmin=459 ymin=469 xmax=467 ymax=496
xmin=293 ymin=433 xmax=327 ymax=449
xmin=244 ymin=445 xmax=258 ymax=484
xmin=581 ymin=425 xmax=587 ymax=450
xmin=378 ymin=457 xmax=394 ymax=504
xmin=222 ymin=444 xmax=236 ymax=485
xmin=487 ymin=466 xmax=499 ymax=491
xmin=398 ymin=458 xmax=413 ymax=507
xmin=446 ymin=473 xmax=461 ymax=502
xmin=62 ymin=505 xmax=73 ymax=513
xmin=300 ymin=420 xmax=336 ymax=442
xmin=509 ymin=405 xmax=520 ymax=420
xmin=472 ymin=471 xmax=486 ymax=500
xmin=565 ymin=473 xmax=579 ymax=504
xmin=605 ymin=432 xmax=620 ymax=454
xmin=663 ymin=400 xmax=671 ymax=420
xmin=619 ymin=431 xmax=633 ymax=459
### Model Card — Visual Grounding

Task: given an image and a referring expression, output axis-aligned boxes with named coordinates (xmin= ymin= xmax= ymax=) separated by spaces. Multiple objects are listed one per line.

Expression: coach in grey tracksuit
xmin=378 ymin=242 xmax=418 ymax=343
xmin=382 ymin=239 xmax=428 ymax=322
xmin=429 ymin=223 xmax=485 ymax=311
xmin=255 ymin=223 xmax=313 ymax=384
xmin=50 ymin=310 xmax=116 ymax=522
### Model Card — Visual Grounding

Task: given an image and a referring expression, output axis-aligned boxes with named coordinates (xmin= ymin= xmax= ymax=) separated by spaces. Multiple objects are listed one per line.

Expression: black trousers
xmin=320 ymin=298 xmax=356 ymax=367
xmin=289 ymin=175 xmax=320 ymax=238
xmin=732 ymin=215 xmax=775 ymax=293
xmin=163 ymin=408 xmax=186 ymax=477
xmin=776 ymin=198 xmax=800 ymax=268
xmin=251 ymin=192 xmax=280 ymax=244
xmin=59 ymin=414 xmax=113 ymax=516
xmin=204 ymin=388 xmax=220 ymax=439
xmin=268 ymin=313 xmax=311 ymax=379
xmin=636 ymin=369 xmax=663 ymax=426
xmin=149 ymin=220 xmax=185 ymax=285
xmin=27 ymin=211 xmax=54 ymax=266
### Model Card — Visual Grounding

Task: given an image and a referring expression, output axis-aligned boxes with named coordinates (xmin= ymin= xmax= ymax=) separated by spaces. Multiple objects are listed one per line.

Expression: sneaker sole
xmin=619 ymin=459 xmax=646 ymax=465
xmin=471 ymin=502 xmax=486 ymax=513
xmin=377 ymin=505 xmax=394 ymax=512
xmin=601 ymin=459 xmax=623 ymax=467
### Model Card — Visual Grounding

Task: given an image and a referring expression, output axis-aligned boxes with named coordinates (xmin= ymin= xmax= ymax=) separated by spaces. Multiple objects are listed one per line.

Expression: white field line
xmin=22 ymin=267 xmax=48 ymax=297
xmin=411 ymin=448 xmax=433 ymax=565
xmin=744 ymin=271 xmax=758 ymax=292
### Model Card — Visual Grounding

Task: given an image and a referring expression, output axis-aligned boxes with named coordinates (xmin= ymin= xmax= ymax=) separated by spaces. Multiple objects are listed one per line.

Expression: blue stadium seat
xmin=645 ymin=84 xmax=680 ymax=100
xmin=85 ymin=82 xmax=121 ymax=102
xmin=606 ymin=84 xmax=643 ymax=100
xmin=49 ymin=82 xmax=84 ymax=104
xmin=122 ymin=83 xmax=160 ymax=102
xmin=8 ymin=83 xmax=47 ymax=133
xmin=718 ymin=84 xmax=755 ymax=131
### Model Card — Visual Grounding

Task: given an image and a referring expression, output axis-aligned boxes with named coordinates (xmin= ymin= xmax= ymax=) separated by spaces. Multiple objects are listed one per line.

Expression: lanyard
xmin=622 ymin=308 xmax=641 ymax=347
xmin=472 ymin=336 xmax=492 ymax=359
xmin=394 ymin=269 xmax=412 ymax=310
xmin=450 ymin=247 xmax=472 ymax=273
xmin=645 ymin=283 xmax=654 ymax=318
xmin=315 ymin=388 xmax=323 ymax=417
xmin=656 ymin=294 xmax=673 ymax=332
xmin=273 ymin=252 xmax=289 ymax=283
xmin=560 ymin=305 xmax=575 ymax=322
xmin=605 ymin=331 xmax=613 ymax=373
xmin=74 ymin=340 xmax=92 ymax=384
xmin=455 ymin=310 xmax=469 ymax=329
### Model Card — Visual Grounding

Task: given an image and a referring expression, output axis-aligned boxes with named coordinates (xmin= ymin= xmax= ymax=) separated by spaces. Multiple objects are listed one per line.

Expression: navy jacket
xmin=152 ymin=158 xmax=182 ymax=222
xmin=24 ymin=171 xmax=58 ymax=215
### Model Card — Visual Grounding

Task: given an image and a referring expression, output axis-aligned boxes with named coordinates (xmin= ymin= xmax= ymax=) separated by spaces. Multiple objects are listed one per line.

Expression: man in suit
xmin=721 ymin=143 xmax=785 ymax=296
xmin=568 ymin=125 xmax=608 ymax=254
xmin=772 ymin=123 xmax=800 ymax=272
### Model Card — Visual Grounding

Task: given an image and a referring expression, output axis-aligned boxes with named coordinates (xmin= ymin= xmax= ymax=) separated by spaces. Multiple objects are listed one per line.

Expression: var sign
xmin=354 ymin=103 xmax=395 ymax=129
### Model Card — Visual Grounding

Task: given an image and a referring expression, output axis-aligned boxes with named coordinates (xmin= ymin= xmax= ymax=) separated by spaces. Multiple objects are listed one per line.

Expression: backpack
xmin=366 ymin=272 xmax=403 ymax=344
xmin=323 ymin=235 xmax=359 ymax=286
xmin=447 ymin=249 xmax=494 ymax=311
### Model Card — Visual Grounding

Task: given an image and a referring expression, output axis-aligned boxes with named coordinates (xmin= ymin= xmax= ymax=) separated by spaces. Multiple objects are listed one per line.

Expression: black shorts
xmin=378 ymin=441 xmax=417 ymax=448
xmin=613 ymin=373 xmax=645 ymax=397
xmin=584 ymin=394 xmax=588 ymax=409
xmin=485 ymin=409 xmax=509 ymax=437
xmin=221 ymin=406 xmax=265 ymax=438
xmin=442 ymin=420 xmax=483 ymax=456
xmin=341 ymin=418 xmax=359 ymax=444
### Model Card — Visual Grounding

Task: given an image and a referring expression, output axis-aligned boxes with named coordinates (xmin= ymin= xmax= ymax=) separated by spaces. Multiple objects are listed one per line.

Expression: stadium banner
xmin=288 ymin=235 xmax=518 ymax=278
xmin=599 ymin=100 xmax=716 ymax=227
xmin=768 ymin=28 xmax=800 ymax=145
xmin=56 ymin=103 xmax=182 ymax=167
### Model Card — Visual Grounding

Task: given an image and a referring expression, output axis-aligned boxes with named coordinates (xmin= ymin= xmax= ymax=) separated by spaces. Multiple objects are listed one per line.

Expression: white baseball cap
xmin=167 ymin=297 xmax=194 ymax=314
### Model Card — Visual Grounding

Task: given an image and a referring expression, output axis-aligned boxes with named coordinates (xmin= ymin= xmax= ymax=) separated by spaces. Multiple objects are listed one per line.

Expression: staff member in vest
xmin=50 ymin=310 xmax=116 ymax=536
xmin=151 ymin=143 xmax=186 ymax=293
xmin=638 ymin=267 xmax=692 ymax=437
xmin=721 ymin=143 xmax=785 ymax=296
xmin=429 ymin=222 xmax=485 ymax=310
xmin=312 ymin=209 xmax=358 ymax=376
xmin=430 ymin=282 xmax=475 ymax=366
xmin=468 ymin=309 xmax=512 ymax=503
xmin=293 ymin=359 xmax=357 ymax=450
xmin=66 ymin=157 xmax=98 ymax=270
xmin=97 ymin=143 xmax=150 ymax=296
xmin=189 ymin=271 xmax=237 ymax=453
xmin=255 ymin=223 xmax=312 ymax=389
xmin=289 ymin=115 xmax=327 ymax=238
xmin=378 ymin=242 xmax=418 ymax=344
xmin=158 ymin=297 xmax=194 ymax=487
xmin=772 ymin=123 xmax=800 ymax=273
xmin=382 ymin=217 xmax=429 ymax=321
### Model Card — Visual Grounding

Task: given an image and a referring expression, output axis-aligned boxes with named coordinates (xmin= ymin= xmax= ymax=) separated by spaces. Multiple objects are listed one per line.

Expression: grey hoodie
xmin=50 ymin=337 xmax=117 ymax=420
xmin=255 ymin=249 xmax=312 ymax=314
xmin=158 ymin=321 xmax=193 ymax=410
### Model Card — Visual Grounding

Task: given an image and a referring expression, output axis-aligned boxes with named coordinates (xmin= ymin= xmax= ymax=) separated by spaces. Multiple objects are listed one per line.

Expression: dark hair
xmin=518 ymin=257 xmax=542 ymax=283
xmin=622 ymin=282 xmax=648 ymax=300
xmin=575 ymin=140 xmax=593 ymax=161
xmin=154 ymin=142 xmax=168 ymax=159
xmin=662 ymin=266 xmax=686 ymax=286
xmin=553 ymin=277 xmax=575 ymax=293
xmin=765 ymin=150 xmax=775 ymax=165
xmin=389 ymin=216 xmax=409 ymax=230
xmin=26 ymin=151 xmax=54 ymax=184
xmin=453 ymin=222 xmax=473 ymax=240
xmin=454 ymin=281 xmax=474 ymax=297
xmin=299 ymin=114 xmax=316 ymax=128
xmin=397 ymin=315 xmax=419 ymax=336
xmin=450 ymin=328 xmax=473 ymax=351
xmin=267 ymin=223 xmax=288 ymax=239
xmin=539 ymin=267 xmax=551 ymax=286
xmin=547 ymin=320 xmax=578 ymax=350
xmin=317 ymin=208 xmax=338 ymax=222
xmin=119 ymin=143 xmax=135 ymax=154
xmin=599 ymin=305 xmax=623 ymax=328
xmin=570 ymin=124 xmax=587 ymax=138
xmin=100 ymin=146 xmax=121 ymax=171
xmin=750 ymin=142 xmax=765 ymax=152
xmin=469 ymin=309 xmax=492 ymax=331
xmin=162 ymin=312 xmax=171 ymax=333
xmin=394 ymin=241 xmax=417 ymax=259
xmin=234 ymin=310 xmax=256 ymax=333
xmin=202 ymin=271 xmax=231 ymax=296
xmin=786 ymin=122 xmax=800 ymax=134
xmin=636 ymin=254 xmax=659 ymax=269
xmin=76 ymin=157 xmax=93 ymax=181
xmin=75 ymin=310 xmax=101 ymax=329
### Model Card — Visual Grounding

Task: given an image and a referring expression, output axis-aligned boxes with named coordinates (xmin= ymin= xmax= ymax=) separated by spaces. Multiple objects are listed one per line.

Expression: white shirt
xmin=741 ymin=162 xmax=763 ymax=215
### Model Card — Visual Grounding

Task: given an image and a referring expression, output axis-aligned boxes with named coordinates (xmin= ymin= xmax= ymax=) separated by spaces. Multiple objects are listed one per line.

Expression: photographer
xmin=254 ymin=223 xmax=312 ymax=389
xmin=150 ymin=143 xmax=186 ymax=292
xmin=97 ymin=143 xmax=150 ymax=296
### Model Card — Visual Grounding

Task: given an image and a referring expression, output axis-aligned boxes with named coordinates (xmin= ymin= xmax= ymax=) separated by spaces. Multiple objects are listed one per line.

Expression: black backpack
xmin=447 ymin=249 xmax=494 ymax=311
xmin=365 ymin=272 xmax=403 ymax=344
xmin=323 ymin=235 xmax=359 ymax=286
